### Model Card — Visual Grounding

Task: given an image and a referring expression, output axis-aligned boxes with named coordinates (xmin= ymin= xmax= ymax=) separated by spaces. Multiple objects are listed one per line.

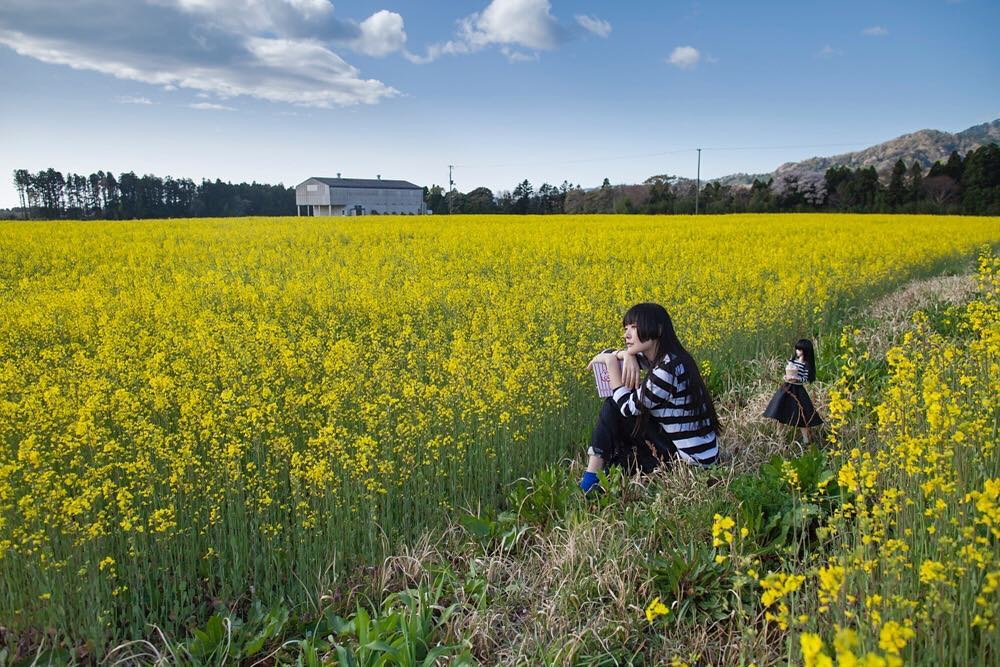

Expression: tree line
xmin=425 ymin=143 xmax=1000 ymax=216
xmin=8 ymin=143 xmax=998 ymax=220
xmin=9 ymin=169 xmax=294 ymax=219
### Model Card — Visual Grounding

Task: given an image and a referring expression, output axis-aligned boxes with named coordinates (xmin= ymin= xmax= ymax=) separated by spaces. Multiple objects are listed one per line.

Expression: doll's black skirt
xmin=763 ymin=383 xmax=823 ymax=427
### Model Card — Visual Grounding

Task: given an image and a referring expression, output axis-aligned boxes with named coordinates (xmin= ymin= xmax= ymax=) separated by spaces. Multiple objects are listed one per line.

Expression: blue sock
xmin=579 ymin=471 xmax=600 ymax=493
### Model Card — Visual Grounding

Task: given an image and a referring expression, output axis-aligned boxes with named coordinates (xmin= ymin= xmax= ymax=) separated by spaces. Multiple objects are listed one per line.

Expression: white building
xmin=295 ymin=176 xmax=426 ymax=216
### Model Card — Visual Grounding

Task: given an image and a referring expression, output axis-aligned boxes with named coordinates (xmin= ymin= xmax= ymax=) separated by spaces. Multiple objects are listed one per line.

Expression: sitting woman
xmin=582 ymin=303 xmax=720 ymax=492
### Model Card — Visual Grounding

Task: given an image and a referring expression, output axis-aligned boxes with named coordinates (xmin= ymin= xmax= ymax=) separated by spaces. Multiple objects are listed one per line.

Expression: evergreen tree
xmin=87 ymin=173 xmax=102 ymax=216
xmin=886 ymin=159 xmax=908 ymax=210
xmin=907 ymin=162 xmax=924 ymax=204
xmin=512 ymin=180 xmax=533 ymax=214
xmin=13 ymin=169 xmax=29 ymax=213
xmin=961 ymin=143 xmax=1000 ymax=215
xmin=748 ymin=178 xmax=773 ymax=212
xmin=943 ymin=150 xmax=965 ymax=181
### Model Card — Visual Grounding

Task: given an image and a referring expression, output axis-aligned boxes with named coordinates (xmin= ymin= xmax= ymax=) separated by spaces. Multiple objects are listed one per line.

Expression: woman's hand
xmin=621 ymin=352 xmax=641 ymax=389
xmin=587 ymin=351 xmax=618 ymax=370
xmin=588 ymin=351 xmax=626 ymax=389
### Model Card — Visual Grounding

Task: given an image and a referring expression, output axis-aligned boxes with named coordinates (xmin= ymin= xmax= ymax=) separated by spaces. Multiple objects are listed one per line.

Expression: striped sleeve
xmin=792 ymin=360 xmax=809 ymax=383
xmin=611 ymin=364 xmax=677 ymax=417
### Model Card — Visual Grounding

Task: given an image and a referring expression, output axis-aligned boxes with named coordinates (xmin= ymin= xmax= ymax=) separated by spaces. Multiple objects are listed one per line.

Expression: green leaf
xmin=302 ymin=640 xmax=321 ymax=667
xmin=366 ymin=640 xmax=401 ymax=659
xmin=422 ymin=645 xmax=462 ymax=665
xmin=335 ymin=645 xmax=358 ymax=667
xmin=188 ymin=613 xmax=227 ymax=658
xmin=323 ymin=610 xmax=356 ymax=636
xmin=459 ymin=514 xmax=495 ymax=539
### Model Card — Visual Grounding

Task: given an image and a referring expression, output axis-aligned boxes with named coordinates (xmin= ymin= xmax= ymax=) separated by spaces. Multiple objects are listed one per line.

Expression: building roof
xmin=307 ymin=177 xmax=422 ymax=190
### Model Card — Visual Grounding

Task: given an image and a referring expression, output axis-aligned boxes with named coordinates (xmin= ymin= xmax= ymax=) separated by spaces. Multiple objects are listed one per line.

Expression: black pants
xmin=588 ymin=398 xmax=679 ymax=474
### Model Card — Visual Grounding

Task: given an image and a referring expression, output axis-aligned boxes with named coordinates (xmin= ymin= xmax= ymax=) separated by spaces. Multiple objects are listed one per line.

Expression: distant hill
xmin=709 ymin=172 xmax=772 ymax=187
xmin=710 ymin=119 xmax=1000 ymax=187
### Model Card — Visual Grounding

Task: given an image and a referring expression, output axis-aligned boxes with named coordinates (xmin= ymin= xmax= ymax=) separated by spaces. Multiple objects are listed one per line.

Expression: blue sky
xmin=1 ymin=0 xmax=998 ymax=208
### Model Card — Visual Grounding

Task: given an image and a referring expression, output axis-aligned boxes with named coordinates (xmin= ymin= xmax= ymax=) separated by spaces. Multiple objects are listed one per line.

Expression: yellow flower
xmin=712 ymin=513 xmax=736 ymax=547
xmin=800 ymin=633 xmax=833 ymax=667
xmin=760 ymin=572 xmax=806 ymax=607
xmin=834 ymin=625 xmax=859 ymax=659
xmin=645 ymin=596 xmax=669 ymax=622
xmin=817 ymin=564 xmax=846 ymax=606
xmin=918 ymin=560 xmax=947 ymax=585
xmin=878 ymin=621 xmax=915 ymax=654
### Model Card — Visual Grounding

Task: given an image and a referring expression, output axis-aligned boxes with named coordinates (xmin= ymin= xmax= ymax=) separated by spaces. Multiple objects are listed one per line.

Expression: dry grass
xmin=856 ymin=272 xmax=976 ymax=358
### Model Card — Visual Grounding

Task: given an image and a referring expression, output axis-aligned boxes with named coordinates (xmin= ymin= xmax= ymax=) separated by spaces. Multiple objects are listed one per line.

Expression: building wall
xmin=309 ymin=205 xmax=345 ymax=216
xmin=333 ymin=187 xmax=423 ymax=214
xmin=295 ymin=179 xmax=331 ymax=206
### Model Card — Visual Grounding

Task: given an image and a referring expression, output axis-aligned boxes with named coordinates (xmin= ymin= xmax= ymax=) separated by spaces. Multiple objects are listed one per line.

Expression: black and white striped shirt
xmin=786 ymin=359 xmax=810 ymax=384
xmin=611 ymin=354 xmax=719 ymax=465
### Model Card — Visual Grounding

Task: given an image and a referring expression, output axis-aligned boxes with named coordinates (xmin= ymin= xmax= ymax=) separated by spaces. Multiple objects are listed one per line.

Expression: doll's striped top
xmin=611 ymin=354 xmax=719 ymax=465
xmin=786 ymin=359 xmax=811 ymax=384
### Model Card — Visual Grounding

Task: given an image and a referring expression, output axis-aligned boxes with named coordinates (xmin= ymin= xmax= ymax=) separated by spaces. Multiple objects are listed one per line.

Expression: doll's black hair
xmin=793 ymin=338 xmax=817 ymax=382
xmin=622 ymin=303 xmax=720 ymax=437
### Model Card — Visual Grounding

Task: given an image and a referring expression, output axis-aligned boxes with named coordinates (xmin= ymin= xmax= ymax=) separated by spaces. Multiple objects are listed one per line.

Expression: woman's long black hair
xmin=623 ymin=303 xmax=720 ymax=437
xmin=793 ymin=339 xmax=817 ymax=382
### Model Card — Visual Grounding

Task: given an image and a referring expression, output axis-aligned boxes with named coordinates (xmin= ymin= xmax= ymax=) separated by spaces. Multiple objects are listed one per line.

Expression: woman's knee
xmin=598 ymin=397 xmax=621 ymax=423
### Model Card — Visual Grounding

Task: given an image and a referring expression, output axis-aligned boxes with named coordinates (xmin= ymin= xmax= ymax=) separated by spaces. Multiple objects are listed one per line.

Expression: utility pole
xmin=695 ymin=148 xmax=701 ymax=215
xmin=448 ymin=165 xmax=455 ymax=192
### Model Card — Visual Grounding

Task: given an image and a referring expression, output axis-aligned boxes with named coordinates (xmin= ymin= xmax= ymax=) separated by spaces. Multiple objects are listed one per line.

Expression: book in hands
xmin=592 ymin=358 xmax=622 ymax=397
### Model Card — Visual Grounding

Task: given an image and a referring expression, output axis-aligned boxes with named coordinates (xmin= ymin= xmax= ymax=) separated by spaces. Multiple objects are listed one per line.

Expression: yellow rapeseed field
xmin=0 ymin=213 xmax=997 ymax=647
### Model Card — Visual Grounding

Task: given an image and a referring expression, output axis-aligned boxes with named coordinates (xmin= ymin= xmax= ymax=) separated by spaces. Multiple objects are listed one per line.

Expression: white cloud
xmin=817 ymin=44 xmax=843 ymax=58
xmin=158 ymin=0 xmax=338 ymax=37
xmin=667 ymin=45 xmax=700 ymax=69
xmin=500 ymin=46 xmax=538 ymax=62
xmin=470 ymin=0 xmax=563 ymax=50
xmin=117 ymin=95 xmax=153 ymax=105
xmin=0 ymin=1 xmax=402 ymax=107
xmin=188 ymin=101 xmax=236 ymax=110
xmin=408 ymin=0 xmax=569 ymax=63
xmin=575 ymin=14 xmax=611 ymax=38
xmin=352 ymin=10 xmax=407 ymax=57
xmin=281 ymin=0 xmax=333 ymax=19
xmin=862 ymin=25 xmax=888 ymax=36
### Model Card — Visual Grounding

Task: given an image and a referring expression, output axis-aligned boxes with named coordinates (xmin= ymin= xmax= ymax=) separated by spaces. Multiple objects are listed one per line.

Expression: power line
xmin=452 ymin=140 xmax=874 ymax=171
xmin=700 ymin=141 xmax=873 ymax=152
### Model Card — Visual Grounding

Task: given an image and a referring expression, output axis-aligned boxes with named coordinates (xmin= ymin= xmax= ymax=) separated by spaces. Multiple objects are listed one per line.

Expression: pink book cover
xmin=592 ymin=358 xmax=621 ymax=397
